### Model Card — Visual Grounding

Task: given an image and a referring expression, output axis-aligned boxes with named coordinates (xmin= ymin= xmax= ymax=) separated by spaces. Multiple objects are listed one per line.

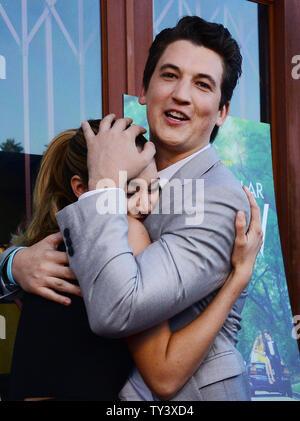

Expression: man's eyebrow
xmin=159 ymin=64 xmax=217 ymax=89
xmin=159 ymin=63 xmax=180 ymax=73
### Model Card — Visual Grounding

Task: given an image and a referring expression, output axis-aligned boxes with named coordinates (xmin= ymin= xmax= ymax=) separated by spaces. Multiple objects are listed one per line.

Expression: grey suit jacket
xmin=55 ymin=146 xmax=250 ymax=395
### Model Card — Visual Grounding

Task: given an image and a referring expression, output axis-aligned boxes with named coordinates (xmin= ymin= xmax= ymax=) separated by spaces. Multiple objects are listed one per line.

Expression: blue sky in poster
xmin=0 ymin=0 xmax=102 ymax=155
xmin=153 ymin=0 xmax=260 ymax=123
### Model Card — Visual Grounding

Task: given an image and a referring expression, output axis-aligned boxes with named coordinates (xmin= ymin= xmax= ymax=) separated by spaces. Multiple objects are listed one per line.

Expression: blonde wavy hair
xmin=12 ymin=120 xmax=147 ymax=247
xmin=12 ymin=120 xmax=101 ymax=246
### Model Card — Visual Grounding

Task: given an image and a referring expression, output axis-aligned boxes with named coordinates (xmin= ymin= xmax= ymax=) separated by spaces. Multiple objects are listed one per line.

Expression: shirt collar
xmin=158 ymin=144 xmax=211 ymax=189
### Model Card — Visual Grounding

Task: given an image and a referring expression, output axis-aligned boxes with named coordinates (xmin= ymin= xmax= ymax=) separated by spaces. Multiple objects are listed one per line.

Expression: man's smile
xmin=164 ymin=108 xmax=191 ymax=127
xmin=164 ymin=109 xmax=190 ymax=122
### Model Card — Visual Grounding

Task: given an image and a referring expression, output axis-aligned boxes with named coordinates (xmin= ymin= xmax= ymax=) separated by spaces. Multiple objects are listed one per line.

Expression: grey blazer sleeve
xmin=56 ymin=179 xmax=250 ymax=338
xmin=0 ymin=246 xmax=22 ymax=302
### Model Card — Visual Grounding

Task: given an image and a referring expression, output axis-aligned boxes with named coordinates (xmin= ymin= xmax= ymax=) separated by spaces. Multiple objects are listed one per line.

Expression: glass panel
xmin=0 ymin=0 xmax=102 ymax=156
xmin=0 ymin=1 xmax=102 ymax=382
xmin=0 ymin=0 xmax=101 ymax=244
xmin=153 ymin=0 xmax=260 ymax=123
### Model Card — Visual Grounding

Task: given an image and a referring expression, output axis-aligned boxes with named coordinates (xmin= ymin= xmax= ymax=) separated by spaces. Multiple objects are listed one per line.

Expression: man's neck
xmin=154 ymin=143 xmax=211 ymax=171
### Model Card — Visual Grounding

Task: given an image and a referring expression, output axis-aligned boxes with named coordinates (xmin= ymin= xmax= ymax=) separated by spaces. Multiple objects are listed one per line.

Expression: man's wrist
xmin=88 ymin=171 xmax=128 ymax=192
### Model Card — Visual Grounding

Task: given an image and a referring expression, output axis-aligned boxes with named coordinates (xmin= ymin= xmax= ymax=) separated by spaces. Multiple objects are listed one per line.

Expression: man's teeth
xmin=166 ymin=111 xmax=188 ymax=120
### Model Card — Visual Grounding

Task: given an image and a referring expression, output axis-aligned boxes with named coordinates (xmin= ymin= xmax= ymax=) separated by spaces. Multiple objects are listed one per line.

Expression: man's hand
xmin=12 ymin=232 xmax=81 ymax=306
xmin=82 ymin=114 xmax=156 ymax=191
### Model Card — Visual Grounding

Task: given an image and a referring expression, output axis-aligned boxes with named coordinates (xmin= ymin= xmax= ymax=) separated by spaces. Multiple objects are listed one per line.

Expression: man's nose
xmin=172 ymin=78 xmax=191 ymax=104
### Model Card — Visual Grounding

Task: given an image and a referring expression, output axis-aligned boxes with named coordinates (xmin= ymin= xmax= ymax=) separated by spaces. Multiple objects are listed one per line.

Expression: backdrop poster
xmin=124 ymin=94 xmax=300 ymax=401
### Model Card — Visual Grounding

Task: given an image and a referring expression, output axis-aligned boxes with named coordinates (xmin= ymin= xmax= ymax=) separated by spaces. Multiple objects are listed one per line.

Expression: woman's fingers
xmin=242 ymin=186 xmax=264 ymax=249
xmin=242 ymin=185 xmax=262 ymax=232
xmin=235 ymin=211 xmax=246 ymax=243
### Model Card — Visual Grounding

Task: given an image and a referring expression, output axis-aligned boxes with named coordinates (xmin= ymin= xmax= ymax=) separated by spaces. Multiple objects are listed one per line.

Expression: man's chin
xmin=153 ymin=134 xmax=188 ymax=150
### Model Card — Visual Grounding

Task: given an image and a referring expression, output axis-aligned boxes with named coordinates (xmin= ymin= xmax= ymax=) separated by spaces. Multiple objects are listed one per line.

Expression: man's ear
xmin=216 ymin=102 xmax=230 ymax=127
xmin=138 ymin=86 xmax=147 ymax=105
xmin=71 ymin=175 xmax=88 ymax=198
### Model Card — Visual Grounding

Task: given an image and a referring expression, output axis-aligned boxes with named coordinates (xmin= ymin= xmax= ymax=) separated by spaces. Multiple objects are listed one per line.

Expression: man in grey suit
xmin=1 ymin=17 xmax=259 ymax=400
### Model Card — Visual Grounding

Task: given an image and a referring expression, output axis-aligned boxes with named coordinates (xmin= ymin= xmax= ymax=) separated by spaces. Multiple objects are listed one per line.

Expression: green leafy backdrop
xmin=215 ymin=117 xmax=299 ymax=381
xmin=124 ymin=94 xmax=300 ymax=386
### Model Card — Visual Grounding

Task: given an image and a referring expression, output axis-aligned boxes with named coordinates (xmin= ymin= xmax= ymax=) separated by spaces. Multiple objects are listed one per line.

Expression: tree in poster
xmin=215 ymin=117 xmax=299 ymax=377
xmin=123 ymin=96 xmax=300 ymax=383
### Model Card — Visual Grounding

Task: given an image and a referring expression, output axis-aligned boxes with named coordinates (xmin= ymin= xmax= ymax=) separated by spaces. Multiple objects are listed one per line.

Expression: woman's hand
xmin=231 ymin=186 xmax=263 ymax=281
xmin=12 ymin=232 xmax=81 ymax=305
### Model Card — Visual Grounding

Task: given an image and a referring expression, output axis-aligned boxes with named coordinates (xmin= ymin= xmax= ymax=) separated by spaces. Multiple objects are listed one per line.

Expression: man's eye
xmin=197 ymin=81 xmax=210 ymax=90
xmin=162 ymin=72 xmax=176 ymax=79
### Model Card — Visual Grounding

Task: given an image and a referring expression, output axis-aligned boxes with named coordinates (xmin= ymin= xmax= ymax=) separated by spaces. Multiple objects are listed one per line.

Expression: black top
xmin=9 ymin=246 xmax=133 ymax=401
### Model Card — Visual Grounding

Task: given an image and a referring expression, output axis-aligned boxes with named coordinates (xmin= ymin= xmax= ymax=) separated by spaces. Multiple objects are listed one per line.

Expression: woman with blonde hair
xmin=9 ymin=120 xmax=262 ymax=401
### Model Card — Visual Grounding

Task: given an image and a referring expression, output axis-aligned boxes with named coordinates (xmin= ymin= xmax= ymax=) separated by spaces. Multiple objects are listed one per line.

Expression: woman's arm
xmin=126 ymin=188 xmax=263 ymax=400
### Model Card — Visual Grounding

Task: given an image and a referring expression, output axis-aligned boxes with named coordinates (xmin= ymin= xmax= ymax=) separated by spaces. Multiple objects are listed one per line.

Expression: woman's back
xmin=9 ymin=261 xmax=133 ymax=400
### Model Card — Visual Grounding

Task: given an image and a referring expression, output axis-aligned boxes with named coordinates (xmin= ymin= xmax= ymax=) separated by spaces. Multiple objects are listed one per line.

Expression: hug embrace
xmin=0 ymin=16 xmax=263 ymax=401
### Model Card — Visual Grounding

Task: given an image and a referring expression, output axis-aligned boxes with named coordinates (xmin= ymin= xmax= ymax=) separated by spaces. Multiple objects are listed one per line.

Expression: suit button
xmin=64 ymin=228 xmax=70 ymax=238
xmin=65 ymin=238 xmax=72 ymax=247
xmin=68 ymin=246 xmax=74 ymax=257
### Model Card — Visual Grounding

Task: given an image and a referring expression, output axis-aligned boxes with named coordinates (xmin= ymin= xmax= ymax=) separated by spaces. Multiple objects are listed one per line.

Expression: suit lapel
xmin=168 ymin=145 xmax=220 ymax=182
xmin=144 ymin=146 xmax=221 ymax=238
